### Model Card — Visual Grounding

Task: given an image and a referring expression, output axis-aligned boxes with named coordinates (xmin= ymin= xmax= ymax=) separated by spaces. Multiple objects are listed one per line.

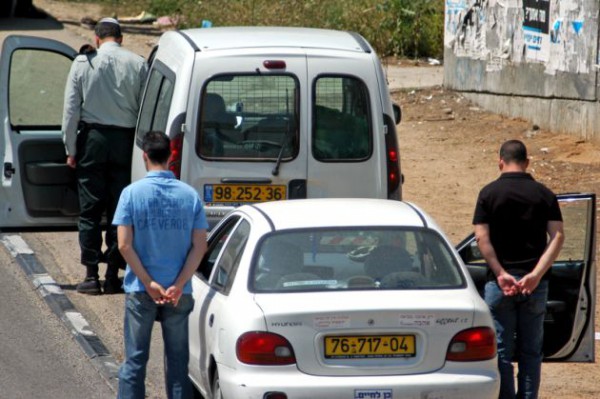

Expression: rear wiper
xmin=271 ymin=126 xmax=289 ymax=176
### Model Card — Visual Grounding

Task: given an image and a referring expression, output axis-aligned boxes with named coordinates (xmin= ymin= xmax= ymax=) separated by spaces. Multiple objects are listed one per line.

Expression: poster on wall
xmin=523 ymin=0 xmax=551 ymax=62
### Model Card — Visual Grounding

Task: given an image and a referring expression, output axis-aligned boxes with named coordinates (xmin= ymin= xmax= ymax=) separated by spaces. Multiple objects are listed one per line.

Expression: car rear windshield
xmin=197 ymin=74 xmax=299 ymax=161
xmin=251 ymin=228 xmax=466 ymax=292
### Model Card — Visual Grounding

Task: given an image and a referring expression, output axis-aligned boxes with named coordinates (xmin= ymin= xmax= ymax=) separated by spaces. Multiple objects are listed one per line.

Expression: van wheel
xmin=211 ymin=369 xmax=223 ymax=399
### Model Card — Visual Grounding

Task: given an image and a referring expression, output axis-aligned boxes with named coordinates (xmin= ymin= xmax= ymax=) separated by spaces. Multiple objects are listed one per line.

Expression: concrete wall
xmin=444 ymin=0 xmax=600 ymax=142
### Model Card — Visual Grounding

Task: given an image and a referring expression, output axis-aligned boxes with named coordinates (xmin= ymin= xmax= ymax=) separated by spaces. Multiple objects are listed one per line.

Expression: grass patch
xmin=67 ymin=0 xmax=444 ymax=59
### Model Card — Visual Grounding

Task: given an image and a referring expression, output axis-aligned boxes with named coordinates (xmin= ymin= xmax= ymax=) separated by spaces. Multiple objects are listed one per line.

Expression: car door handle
xmin=4 ymin=162 xmax=15 ymax=178
xmin=208 ymin=313 xmax=214 ymax=327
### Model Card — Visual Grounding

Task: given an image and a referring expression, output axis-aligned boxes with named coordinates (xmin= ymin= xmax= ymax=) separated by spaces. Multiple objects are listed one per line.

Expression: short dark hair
xmin=142 ymin=131 xmax=171 ymax=164
xmin=499 ymin=139 xmax=528 ymax=164
xmin=95 ymin=19 xmax=122 ymax=39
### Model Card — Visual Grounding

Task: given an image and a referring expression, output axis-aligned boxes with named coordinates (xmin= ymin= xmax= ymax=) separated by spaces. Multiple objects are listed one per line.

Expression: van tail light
xmin=168 ymin=134 xmax=183 ymax=179
xmin=446 ymin=327 xmax=497 ymax=362
xmin=384 ymin=116 xmax=401 ymax=199
xmin=236 ymin=331 xmax=296 ymax=365
xmin=263 ymin=60 xmax=286 ymax=69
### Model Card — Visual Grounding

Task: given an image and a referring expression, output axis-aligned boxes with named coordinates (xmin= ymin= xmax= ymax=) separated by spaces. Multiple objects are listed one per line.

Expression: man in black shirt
xmin=473 ymin=140 xmax=564 ymax=399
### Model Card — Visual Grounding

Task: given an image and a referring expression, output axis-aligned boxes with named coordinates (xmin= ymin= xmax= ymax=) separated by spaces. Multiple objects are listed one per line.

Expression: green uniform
xmin=62 ymin=41 xmax=148 ymax=277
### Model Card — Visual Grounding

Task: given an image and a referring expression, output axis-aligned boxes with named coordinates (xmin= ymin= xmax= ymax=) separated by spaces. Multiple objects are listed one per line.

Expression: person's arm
xmin=518 ymin=220 xmax=565 ymax=295
xmin=62 ymin=61 xmax=82 ymax=167
xmin=474 ymin=223 xmax=520 ymax=296
xmin=165 ymin=229 xmax=208 ymax=306
xmin=117 ymin=225 xmax=169 ymax=303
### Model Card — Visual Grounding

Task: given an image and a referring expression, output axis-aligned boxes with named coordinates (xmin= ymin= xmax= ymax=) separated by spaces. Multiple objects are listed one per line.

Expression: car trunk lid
xmin=254 ymin=290 xmax=477 ymax=376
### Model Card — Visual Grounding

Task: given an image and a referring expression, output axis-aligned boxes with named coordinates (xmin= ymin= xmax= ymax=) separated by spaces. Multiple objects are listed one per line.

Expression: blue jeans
xmin=485 ymin=279 xmax=548 ymax=399
xmin=118 ymin=293 xmax=195 ymax=399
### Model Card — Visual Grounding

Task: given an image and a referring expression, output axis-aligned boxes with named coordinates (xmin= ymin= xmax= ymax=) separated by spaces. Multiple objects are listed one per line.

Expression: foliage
xmin=71 ymin=0 xmax=445 ymax=59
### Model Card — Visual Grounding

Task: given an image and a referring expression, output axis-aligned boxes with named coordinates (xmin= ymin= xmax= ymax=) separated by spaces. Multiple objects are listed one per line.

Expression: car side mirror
xmin=393 ymin=103 xmax=402 ymax=125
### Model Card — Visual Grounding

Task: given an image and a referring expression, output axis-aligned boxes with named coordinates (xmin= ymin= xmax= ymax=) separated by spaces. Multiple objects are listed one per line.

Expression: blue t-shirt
xmin=112 ymin=170 xmax=208 ymax=293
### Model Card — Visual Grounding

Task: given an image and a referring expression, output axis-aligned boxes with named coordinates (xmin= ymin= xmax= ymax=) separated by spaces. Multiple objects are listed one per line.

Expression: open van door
xmin=457 ymin=193 xmax=596 ymax=362
xmin=0 ymin=35 xmax=78 ymax=230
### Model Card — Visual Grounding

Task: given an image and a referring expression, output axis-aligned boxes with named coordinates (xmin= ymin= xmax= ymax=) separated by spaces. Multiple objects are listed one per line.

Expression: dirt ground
xmin=26 ymin=1 xmax=600 ymax=397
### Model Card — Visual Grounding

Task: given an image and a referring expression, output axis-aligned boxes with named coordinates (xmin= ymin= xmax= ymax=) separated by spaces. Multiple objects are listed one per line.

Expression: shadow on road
xmin=0 ymin=15 xmax=63 ymax=31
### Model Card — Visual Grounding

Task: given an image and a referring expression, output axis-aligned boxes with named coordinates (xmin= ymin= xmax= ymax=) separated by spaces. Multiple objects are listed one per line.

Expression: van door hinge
xmin=4 ymin=162 xmax=15 ymax=178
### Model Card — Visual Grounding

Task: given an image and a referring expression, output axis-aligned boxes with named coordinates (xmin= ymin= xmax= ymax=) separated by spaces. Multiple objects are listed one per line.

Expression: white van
xmin=0 ymin=27 xmax=401 ymax=229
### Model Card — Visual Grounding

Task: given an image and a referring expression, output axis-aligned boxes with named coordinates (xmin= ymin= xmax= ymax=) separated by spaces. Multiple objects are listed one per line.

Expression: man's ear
xmin=116 ymin=36 xmax=123 ymax=45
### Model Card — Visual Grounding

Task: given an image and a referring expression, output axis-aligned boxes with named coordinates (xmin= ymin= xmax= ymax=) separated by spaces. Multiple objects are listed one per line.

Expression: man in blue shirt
xmin=113 ymin=131 xmax=208 ymax=399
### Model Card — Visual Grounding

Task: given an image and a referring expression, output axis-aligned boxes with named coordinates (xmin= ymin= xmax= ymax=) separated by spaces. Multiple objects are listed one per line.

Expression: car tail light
xmin=236 ymin=331 xmax=296 ymax=365
xmin=168 ymin=134 xmax=183 ymax=179
xmin=446 ymin=327 xmax=497 ymax=361
xmin=383 ymin=116 xmax=401 ymax=199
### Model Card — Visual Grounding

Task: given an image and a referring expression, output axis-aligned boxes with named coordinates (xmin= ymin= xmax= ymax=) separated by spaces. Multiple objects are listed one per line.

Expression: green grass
xmin=68 ymin=0 xmax=444 ymax=59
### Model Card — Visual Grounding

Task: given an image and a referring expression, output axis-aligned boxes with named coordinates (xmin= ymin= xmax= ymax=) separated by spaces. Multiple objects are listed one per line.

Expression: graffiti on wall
xmin=445 ymin=0 xmax=595 ymax=75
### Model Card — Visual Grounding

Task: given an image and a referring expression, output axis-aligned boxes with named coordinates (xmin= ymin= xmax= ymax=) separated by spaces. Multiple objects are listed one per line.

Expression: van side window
xmin=313 ymin=76 xmax=371 ymax=161
xmin=137 ymin=67 xmax=174 ymax=143
xmin=9 ymin=49 xmax=72 ymax=129
xmin=197 ymin=75 xmax=299 ymax=161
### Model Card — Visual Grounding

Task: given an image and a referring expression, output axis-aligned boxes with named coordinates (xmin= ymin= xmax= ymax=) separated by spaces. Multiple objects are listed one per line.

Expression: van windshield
xmin=197 ymin=74 xmax=299 ymax=160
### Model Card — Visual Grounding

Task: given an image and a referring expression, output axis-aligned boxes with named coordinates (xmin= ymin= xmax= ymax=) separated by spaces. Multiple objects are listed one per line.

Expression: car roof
xmin=243 ymin=199 xmax=431 ymax=230
xmin=178 ymin=26 xmax=370 ymax=53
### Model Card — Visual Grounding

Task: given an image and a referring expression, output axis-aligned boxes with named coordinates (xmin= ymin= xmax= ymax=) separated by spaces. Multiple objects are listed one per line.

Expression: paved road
xmin=0 ymin=238 xmax=113 ymax=399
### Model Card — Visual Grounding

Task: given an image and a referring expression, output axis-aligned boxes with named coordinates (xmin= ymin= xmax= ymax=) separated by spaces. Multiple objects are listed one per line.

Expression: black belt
xmin=83 ymin=122 xmax=135 ymax=131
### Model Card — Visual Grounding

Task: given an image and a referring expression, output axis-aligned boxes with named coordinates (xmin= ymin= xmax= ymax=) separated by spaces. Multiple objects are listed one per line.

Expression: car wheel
xmin=211 ymin=369 xmax=223 ymax=399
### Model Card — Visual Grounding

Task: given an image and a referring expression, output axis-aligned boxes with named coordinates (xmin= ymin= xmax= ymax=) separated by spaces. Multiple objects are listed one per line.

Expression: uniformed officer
xmin=62 ymin=17 xmax=148 ymax=295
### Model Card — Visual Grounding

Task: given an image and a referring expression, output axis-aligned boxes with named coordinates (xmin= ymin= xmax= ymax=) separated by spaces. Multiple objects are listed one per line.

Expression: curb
xmin=0 ymin=233 xmax=119 ymax=394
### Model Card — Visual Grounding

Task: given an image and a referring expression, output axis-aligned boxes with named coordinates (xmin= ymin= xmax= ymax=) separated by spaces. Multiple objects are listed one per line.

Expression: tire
xmin=211 ymin=369 xmax=223 ymax=399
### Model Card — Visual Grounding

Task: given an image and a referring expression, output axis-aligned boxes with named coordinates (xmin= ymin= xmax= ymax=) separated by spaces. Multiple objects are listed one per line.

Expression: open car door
xmin=0 ymin=36 xmax=78 ymax=230
xmin=457 ymin=193 xmax=596 ymax=362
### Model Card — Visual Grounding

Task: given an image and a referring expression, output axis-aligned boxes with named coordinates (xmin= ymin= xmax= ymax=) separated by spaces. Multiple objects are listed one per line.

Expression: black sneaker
xmin=103 ymin=278 xmax=124 ymax=295
xmin=76 ymin=277 xmax=102 ymax=295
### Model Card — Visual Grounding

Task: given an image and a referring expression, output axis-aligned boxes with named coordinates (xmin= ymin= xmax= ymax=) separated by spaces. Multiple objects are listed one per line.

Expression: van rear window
xmin=197 ymin=75 xmax=299 ymax=161
xmin=313 ymin=76 xmax=372 ymax=161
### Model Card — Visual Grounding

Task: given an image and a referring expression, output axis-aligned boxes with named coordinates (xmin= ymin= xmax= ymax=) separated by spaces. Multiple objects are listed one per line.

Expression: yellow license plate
xmin=204 ymin=184 xmax=286 ymax=203
xmin=324 ymin=335 xmax=416 ymax=359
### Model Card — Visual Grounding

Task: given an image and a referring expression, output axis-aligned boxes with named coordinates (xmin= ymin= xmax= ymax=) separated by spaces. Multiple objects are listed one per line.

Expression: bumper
xmin=217 ymin=360 xmax=500 ymax=399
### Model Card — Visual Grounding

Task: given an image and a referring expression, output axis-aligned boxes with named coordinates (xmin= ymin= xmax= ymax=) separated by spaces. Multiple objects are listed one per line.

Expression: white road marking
xmin=32 ymin=274 xmax=64 ymax=296
xmin=65 ymin=311 xmax=95 ymax=337
xmin=0 ymin=234 xmax=34 ymax=256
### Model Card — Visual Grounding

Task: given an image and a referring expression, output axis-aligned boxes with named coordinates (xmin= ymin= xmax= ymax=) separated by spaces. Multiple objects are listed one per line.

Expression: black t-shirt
xmin=473 ymin=172 xmax=562 ymax=277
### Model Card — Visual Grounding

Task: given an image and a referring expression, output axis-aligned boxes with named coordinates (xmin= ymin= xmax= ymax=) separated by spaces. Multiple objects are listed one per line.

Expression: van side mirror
xmin=393 ymin=103 xmax=402 ymax=125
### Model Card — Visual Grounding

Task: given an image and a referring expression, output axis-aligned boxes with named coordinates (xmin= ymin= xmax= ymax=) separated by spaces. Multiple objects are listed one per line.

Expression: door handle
xmin=4 ymin=162 xmax=15 ymax=178
xmin=208 ymin=313 xmax=214 ymax=327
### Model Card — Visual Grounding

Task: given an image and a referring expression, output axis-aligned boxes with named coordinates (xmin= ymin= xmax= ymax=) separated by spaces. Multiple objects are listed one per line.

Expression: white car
xmin=188 ymin=198 xmax=500 ymax=399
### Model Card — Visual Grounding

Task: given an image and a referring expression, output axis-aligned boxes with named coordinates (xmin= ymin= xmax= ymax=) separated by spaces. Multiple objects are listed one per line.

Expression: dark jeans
xmin=76 ymin=126 xmax=134 ymax=273
xmin=485 ymin=278 xmax=548 ymax=399
xmin=118 ymin=293 xmax=195 ymax=399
